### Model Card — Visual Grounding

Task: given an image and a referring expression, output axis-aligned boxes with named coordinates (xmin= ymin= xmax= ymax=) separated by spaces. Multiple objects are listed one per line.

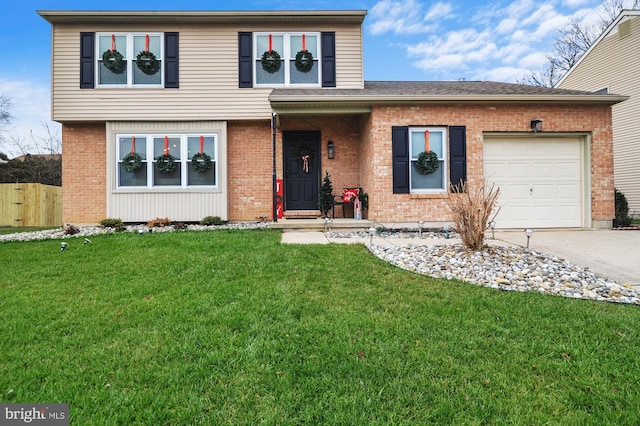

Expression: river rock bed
xmin=369 ymin=243 xmax=640 ymax=305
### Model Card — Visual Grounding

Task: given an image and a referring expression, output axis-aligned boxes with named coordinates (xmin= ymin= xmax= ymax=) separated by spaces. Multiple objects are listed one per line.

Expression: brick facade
xmin=59 ymin=102 xmax=614 ymax=227
xmin=362 ymin=103 xmax=614 ymax=225
xmin=61 ymin=123 xmax=106 ymax=224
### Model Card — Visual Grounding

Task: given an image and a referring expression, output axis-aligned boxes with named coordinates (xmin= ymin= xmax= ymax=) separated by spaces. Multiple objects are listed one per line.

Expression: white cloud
xmin=0 ymin=77 xmax=60 ymax=157
xmin=369 ymin=0 xmax=453 ymax=35
xmin=407 ymin=28 xmax=499 ymax=73
xmin=424 ymin=2 xmax=454 ymax=21
xmin=388 ymin=0 xmax=610 ymax=82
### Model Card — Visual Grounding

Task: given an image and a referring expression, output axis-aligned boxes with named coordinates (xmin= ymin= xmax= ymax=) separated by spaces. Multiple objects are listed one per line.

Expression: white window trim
xmin=409 ymin=127 xmax=448 ymax=194
xmin=253 ymin=32 xmax=321 ymax=88
xmin=96 ymin=32 xmax=164 ymax=88
xmin=116 ymin=133 xmax=218 ymax=189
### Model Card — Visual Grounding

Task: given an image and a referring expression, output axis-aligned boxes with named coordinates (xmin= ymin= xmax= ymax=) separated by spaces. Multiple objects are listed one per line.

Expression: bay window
xmin=117 ymin=134 xmax=217 ymax=188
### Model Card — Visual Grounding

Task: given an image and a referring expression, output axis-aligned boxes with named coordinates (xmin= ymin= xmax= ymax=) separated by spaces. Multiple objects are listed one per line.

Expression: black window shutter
xmin=392 ymin=126 xmax=410 ymax=194
xmin=80 ymin=32 xmax=95 ymax=89
xmin=238 ymin=32 xmax=253 ymax=88
xmin=164 ymin=32 xmax=179 ymax=88
xmin=449 ymin=126 xmax=467 ymax=191
xmin=321 ymin=32 xmax=336 ymax=88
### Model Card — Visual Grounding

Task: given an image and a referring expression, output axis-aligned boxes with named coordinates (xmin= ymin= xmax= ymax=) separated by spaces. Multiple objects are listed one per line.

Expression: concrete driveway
xmin=495 ymin=229 xmax=640 ymax=287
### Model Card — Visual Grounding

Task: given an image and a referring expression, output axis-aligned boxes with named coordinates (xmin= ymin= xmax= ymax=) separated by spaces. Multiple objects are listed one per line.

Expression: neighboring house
xmin=39 ymin=10 xmax=626 ymax=229
xmin=557 ymin=9 xmax=639 ymax=218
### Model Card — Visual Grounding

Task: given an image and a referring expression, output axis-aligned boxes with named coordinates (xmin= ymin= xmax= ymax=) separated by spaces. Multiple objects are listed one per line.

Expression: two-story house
xmin=39 ymin=10 xmax=626 ymax=229
xmin=557 ymin=9 xmax=640 ymax=219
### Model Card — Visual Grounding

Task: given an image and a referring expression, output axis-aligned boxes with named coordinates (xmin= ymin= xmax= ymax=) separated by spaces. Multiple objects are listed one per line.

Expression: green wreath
xmin=136 ymin=51 xmax=159 ymax=75
xmin=293 ymin=142 xmax=315 ymax=166
xmin=122 ymin=152 xmax=143 ymax=173
xmin=102 ymin=49 xmax=125 ymax=73
xmin=295 ymin=50 xmax=314 ymax=73
xmin=191 ymin=152 xmax=212 ymax=172
xmin=416 ymin=151 xmax=440 ymax=175
xmin=155 ymin=154 xmax=177 ymax=173
xmin=261 ymin=50 xmax=282 ymax=73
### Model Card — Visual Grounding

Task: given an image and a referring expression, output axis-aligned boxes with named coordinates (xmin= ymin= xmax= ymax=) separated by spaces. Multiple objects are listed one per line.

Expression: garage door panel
xmin=507 ymin=163 xmax=530 ymax=178
xmin=533 ymin=206 xmax=554 ymax=220
xmin=557 ymin=183 xmax=580 ymax=199
xmin=484 ymin=136 xmax=584 ymax=228
xmin=557 ymin=162 xmax=580 ymax=178
xmin=533 ymin=184 xmax=554 ymax=201
xmin=484 ymin=162 xmax=507 ymax=179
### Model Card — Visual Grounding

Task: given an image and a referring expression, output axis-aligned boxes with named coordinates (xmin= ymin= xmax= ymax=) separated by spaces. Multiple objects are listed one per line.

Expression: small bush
xmin=614 ymin=188 xmax=632 ymax=228
xmin=172 ymin=221 xmax=188 ymax=230
xmin=63 ymin=224 xmax=80 ymax=235
xmin=444 ymin=180 xmax=500 ymax=251
xmin=99 ymin=218 xmax=125 ymax=229
xmin=200 ymin=216 xmax=226 ymax=226
xmin=147 ymin=217 xmax=171 ymax=227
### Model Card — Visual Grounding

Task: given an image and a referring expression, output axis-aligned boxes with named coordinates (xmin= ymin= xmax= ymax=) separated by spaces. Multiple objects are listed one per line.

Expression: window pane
xmin=119 ymin=163 xmax=147 ymax=186
xmin=154 ymin=137 xmax=181 ymax=160
xmin=133 ymin=61 xmax=162 ymax=84
xmin=256 ymin=35 xmax=283 ymax=57
xmin=256 ymin=61 xmax=285 ymax=84
xmin=290 ymin=62 xmax=319 ymax=84
xmin=187 ymin=136 xmax=215 ymax=158
xmin=99 ymin=62 xmax=128 ymax=85
xmin=133 ymin=35 xmax=161 ymax=56
xmin=188 ymin=163 xmax=216 ymax=186
xmin=428 ymin=131 xmax=443 ymax=157
xmin=119 ymin=136 xmax=146 ymax=160
xmin=290 ymin=35 xmax=318 ymax=57
xmin=411 ymin=130 xmax=443 ymax=158
xmin=411 ymin=161 xmax=444 ymax=189
xmin=154 ymin=164 xmax=181 ymax=186
xmin=99 ymin=35 xmax=127 ymax=57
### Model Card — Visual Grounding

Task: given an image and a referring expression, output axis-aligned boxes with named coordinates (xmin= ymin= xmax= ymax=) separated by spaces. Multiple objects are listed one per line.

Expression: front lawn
xmin=1 ymin=229 xmax=639 ymax=424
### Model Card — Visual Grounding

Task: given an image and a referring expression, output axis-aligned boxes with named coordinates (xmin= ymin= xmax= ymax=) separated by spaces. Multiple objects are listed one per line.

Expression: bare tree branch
xmin=520 ymin=2 xmax=639 ymax=87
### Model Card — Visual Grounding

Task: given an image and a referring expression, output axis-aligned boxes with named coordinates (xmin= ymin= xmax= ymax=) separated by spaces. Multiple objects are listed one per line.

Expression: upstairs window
xmin=254 ymin=32 xmax=320 ymax=87
xmin=97 ymin=33 xmax=163 ymax=87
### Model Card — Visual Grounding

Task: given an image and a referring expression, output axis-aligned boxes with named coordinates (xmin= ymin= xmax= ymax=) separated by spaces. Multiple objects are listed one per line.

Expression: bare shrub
xmin=147 ymin=217 xmax=171 ymax=227
xmin=444 ymin=181 xmax=500 ymax=251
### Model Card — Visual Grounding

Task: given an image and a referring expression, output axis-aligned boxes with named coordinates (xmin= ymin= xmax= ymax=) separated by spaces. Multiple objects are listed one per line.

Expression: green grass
xmin=1 ymin=229 xmax=640 ymax=424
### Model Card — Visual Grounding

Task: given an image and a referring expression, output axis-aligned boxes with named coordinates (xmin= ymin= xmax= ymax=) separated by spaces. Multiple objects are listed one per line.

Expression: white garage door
xmin=484 ymin=136 xmax=585 ymax=229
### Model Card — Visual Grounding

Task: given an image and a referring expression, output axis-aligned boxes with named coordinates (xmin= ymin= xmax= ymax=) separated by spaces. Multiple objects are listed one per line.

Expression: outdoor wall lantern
xmin=327 ymin=141 xmax=335 ymax=159
xmin=530 ymin=119 xmax=543 ymax=133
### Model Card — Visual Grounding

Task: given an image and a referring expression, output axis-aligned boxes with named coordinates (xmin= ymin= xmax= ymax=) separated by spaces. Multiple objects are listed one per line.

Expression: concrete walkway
xmin=281 ymin=229 xmax=640 ymax=288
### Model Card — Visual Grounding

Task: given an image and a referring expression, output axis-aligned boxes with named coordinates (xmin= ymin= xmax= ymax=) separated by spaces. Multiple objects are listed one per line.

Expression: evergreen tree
xmin=318 ymin=171 xmax=334 ymax=217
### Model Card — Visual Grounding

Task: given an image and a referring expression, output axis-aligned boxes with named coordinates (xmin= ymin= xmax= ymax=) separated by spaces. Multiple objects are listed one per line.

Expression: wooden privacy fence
xmin=0 ymin=183 xmax=62 ymax=227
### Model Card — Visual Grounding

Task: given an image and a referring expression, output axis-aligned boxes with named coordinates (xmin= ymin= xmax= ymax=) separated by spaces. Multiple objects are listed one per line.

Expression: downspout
xmin=272 ymin=113 xmax=278 ymax=222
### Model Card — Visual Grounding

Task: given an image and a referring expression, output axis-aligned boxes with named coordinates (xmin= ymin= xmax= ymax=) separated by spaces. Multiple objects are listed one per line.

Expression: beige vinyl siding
xmin=558 ymin=15 xmax=640 ymax=215
xmin=106 ymin=121 xmax=228 ymax=222
xmin=51 ymin=24 xmax=363 ymax=122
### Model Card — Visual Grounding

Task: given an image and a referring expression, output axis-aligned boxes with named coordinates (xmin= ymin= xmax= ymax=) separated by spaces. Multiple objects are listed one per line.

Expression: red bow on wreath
xmin=301 ymin=155 xmax=310 ymax=173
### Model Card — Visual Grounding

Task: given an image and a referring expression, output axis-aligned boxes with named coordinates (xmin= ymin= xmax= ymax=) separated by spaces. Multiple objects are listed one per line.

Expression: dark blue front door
xmin=284 ymin=132 xmax=320 ymax=211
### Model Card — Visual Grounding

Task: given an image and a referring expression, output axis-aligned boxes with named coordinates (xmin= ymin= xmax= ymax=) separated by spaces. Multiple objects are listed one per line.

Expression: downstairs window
xmin=117 ymin=134 xmax=217 ymax=189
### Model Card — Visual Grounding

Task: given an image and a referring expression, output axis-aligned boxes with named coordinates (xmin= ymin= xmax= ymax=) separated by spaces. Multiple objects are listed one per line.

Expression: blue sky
xmin=0 ymin=0 xmax=622 ymax=155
